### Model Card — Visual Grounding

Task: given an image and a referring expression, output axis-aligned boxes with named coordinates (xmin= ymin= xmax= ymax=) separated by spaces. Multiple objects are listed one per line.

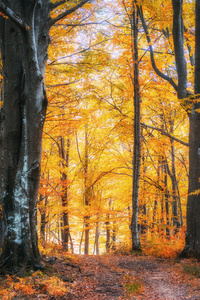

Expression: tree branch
xmin=50 ymin=0 xmax=66 ymax=10
xmin=138 ymin=5 xmax=178 ymax=92
xmin=49 ymin=0 xmax=90 ymax=26
xmin=172 ymin=0 xmax=187 ymax=98
xmin=46 ymin=79 xmax=80 ymax=88
xmin=0 ymin=1 xmax=29 ymax=31
xmin=141 ymin=122 xmax=189 ymax=146
xmin=48 ymin=39 xmax=110 ymax=65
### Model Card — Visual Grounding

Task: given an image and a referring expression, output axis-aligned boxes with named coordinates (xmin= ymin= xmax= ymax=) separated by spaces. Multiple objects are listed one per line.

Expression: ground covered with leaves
xmin=1 ymin=254 xmax=200 ymax=299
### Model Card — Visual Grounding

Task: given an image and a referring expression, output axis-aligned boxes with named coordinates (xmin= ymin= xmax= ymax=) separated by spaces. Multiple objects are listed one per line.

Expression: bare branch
xmin=88 ymin=167 xmax=132 ymax=189
xmin=48 ymin=39 xmax=110 ymax=65
xmin=46 ymin=79 xmax=80 ymax=88
xmin=0 ymin=1 xmax=29 ymax=31
xmin=138 ymin=5 xmax=178 ymax=92
xmin=49 ymin=0 xmax=90 ymax=26
xmin=50 ymin=0 xmax=66 ymax=10
xmin=141 ymin=122 xmax=189 ymax=147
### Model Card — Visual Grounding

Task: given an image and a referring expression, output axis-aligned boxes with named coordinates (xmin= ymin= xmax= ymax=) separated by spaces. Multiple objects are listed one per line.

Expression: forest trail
xmin=53 ymin=254 xmax=200 ymax=299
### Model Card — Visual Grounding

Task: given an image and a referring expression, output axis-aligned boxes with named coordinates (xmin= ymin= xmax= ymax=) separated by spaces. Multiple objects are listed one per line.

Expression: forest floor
xmin=1 ymin=254 xmax=200 ymax=299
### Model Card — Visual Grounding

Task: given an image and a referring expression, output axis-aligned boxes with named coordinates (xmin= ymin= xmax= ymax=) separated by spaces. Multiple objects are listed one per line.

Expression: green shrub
xmin=183 ymin=264 xmax=200 ymax=278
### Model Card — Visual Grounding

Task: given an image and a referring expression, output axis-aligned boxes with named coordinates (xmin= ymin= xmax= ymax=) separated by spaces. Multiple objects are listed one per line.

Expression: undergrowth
xmin=182 ymin=263 xmax=200 ymax=278
xmin=123 ymin=274 xmax=143 ymax=296
xmin=142 ymin=228 xmax=185 ymax=258
xmin=0 ymin=270 xmax=69 ymax=299
xmin=113 ymin=227 xmax=186 ymax=259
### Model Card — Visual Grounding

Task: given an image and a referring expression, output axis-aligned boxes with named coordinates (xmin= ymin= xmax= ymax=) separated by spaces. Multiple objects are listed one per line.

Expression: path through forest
xmin=52 ymin=254 xmax=200 ymax=299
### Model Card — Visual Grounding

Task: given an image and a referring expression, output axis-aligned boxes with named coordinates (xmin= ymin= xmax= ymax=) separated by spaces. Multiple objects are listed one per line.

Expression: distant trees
xmin=137 ymin=0 xmax=200 ymax=257
xmin=0 ymin=0 xmax=196 ymax=264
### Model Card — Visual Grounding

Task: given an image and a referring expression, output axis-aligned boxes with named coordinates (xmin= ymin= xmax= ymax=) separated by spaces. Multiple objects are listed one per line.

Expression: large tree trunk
xmin=183 ymin=113 xmax=200 ymax=256
xmin=0 ymin=0 xmax=90 ymax=272
xmin=0 ymin=1 xmax=49 ymax=271
xmin=181 ymin=0 xmax=200 ymax=258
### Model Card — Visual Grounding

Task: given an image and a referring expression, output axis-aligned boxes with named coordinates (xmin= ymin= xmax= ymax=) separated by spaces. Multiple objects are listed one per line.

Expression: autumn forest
xmin=38 ymin=0 xmax=190 ymax=257
xmin=0 ymin=0 xmax=200 ymax=298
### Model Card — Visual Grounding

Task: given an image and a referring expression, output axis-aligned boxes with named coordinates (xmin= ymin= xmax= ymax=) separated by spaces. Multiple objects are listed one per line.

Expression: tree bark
xmin=0 ymin=0 xmax=89 ymax=271
xmin=105 ymin=214 xmax=111 ymax=253
xmin=93 ymin=220 xmax=99 ymax=255
xmin=0 ymin=1 xmax=50 ymax=271
xmin=59 ymin=137 xmax=70 ymax=251
xmin=181 ymin=0 xmax=200 ymax=258
xmin=84 ymin=125 xmax=90 ymax=255
xmin=131 ymin=5 xmax=141 ymax=251
xmin=39 ymin=193 xmax=48 ymax=245
xmin=172 ymin=0 xmax=187 ymax=98
xmin=163 ymin=157 xmax=171 ymax=237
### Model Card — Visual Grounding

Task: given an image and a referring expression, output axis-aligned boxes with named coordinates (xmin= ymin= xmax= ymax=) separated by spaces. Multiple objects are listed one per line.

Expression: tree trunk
xmin=111 ymin=220 xmax=117 ymax=251
xmin=84 ymin=125 xmax=90 ymax=255
xmin=79 ymin=226 xmax=84 ymax=255
xmin=69 ymin=232 xmax=74 ymax=254
xmin=0 ymin=2 xmax=50 ymax=271
xmin=164 ymin=158 xmax=170 ymax=237
xmin=105 ymin=214 xmax=111 ymax=253
xmin=93 ymin=220 xmax=99 ymax=255
xmin=169 ymin=129 xmax=182 ymax=230
xmin=39 ymin=194 xmax=48 ymax=245
xmin=0 ymin=216 xmax=4 ymax=251
xmin=131 ymin=5 xmax=141 ymax=251
xmin=181 ymin=0 xmax=200 ymax=257
xmin=0 ymin=0 xmax=90 ymax=272
xmin=59 ymin=137 xmax=70 ymax=251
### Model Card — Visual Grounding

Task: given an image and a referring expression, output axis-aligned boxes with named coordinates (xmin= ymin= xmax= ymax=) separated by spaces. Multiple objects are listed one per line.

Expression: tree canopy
xmin=0 ymin=0 xmax=198 ymax=273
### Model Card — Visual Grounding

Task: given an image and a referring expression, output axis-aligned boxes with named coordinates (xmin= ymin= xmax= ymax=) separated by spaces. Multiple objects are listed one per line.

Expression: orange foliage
xmin=142 ymin=227 xmax=186 ymax=259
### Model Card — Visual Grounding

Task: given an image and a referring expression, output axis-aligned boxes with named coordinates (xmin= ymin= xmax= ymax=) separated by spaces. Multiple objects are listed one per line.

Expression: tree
xmin=0 ymin=0 xmax=90 ymax=272
xmin=137 ymin=0 xmax=200 ymax=256
xmin=181 ymin=0 xmax=200 ymax=257
xmin=130 ymin=4 xmax=141 ymax=251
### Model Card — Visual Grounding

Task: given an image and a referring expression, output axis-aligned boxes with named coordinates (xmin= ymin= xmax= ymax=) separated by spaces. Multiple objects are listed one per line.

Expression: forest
xmin=0 ymin=0 xmax=200 ymax=299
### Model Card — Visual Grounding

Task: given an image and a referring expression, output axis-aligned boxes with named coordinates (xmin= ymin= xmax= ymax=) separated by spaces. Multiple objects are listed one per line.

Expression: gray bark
xmin=84 ymin=125 xmax=90 ymax=255
xmin=130 ymin=6 xmax=141 ymax=251
xmin=172 ymin=0 xmax=187 ymax=98
xmin=179 ymin=0 xmax=200 ymax=258
xmin=139 ymin=0 xmax=200 ymax=256
xmin=59 ymin=137 xmax=70 ymax=251
xmin=105 ymin=214 xmax=111 ymax=253
xmin=0 ymin=1 xmax=49 ymax=271
xmin=0 ymin=0 xmax=89 ymax=272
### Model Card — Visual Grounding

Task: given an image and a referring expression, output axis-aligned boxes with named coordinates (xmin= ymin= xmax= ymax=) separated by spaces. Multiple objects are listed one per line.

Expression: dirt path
xmin=54 ymin=255 xmax=200 ymax=299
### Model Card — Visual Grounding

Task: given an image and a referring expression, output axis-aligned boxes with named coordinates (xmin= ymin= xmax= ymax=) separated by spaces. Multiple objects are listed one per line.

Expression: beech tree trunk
xmin=111 ymin=220 xmax=117 ymax=250
xmin=163 ymin=158 xmax=170 ymax=237
xmin=0 ymin=2 xmax=49 ymax=271
xmin=131 ymin=6 xmax=141 ymax=251
xmin=105 ymin=214 xmax=111 ymax=253
xmin=174 ymin=0 xmax=200 ymax=257
xmin=0 ymin=0 xmax=89 ymax=271
xmin=84 ymin=124 xmax=90 ymax=255
xmin=59 ymin=137 xmax=70 ymax=251
xmin=185 ymin=5 xmax=200 ymax=254
xmin=39 ymin=193 xmax=48 ymax=244
xmin=93 ymin=220 xmax=99 ymax=255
